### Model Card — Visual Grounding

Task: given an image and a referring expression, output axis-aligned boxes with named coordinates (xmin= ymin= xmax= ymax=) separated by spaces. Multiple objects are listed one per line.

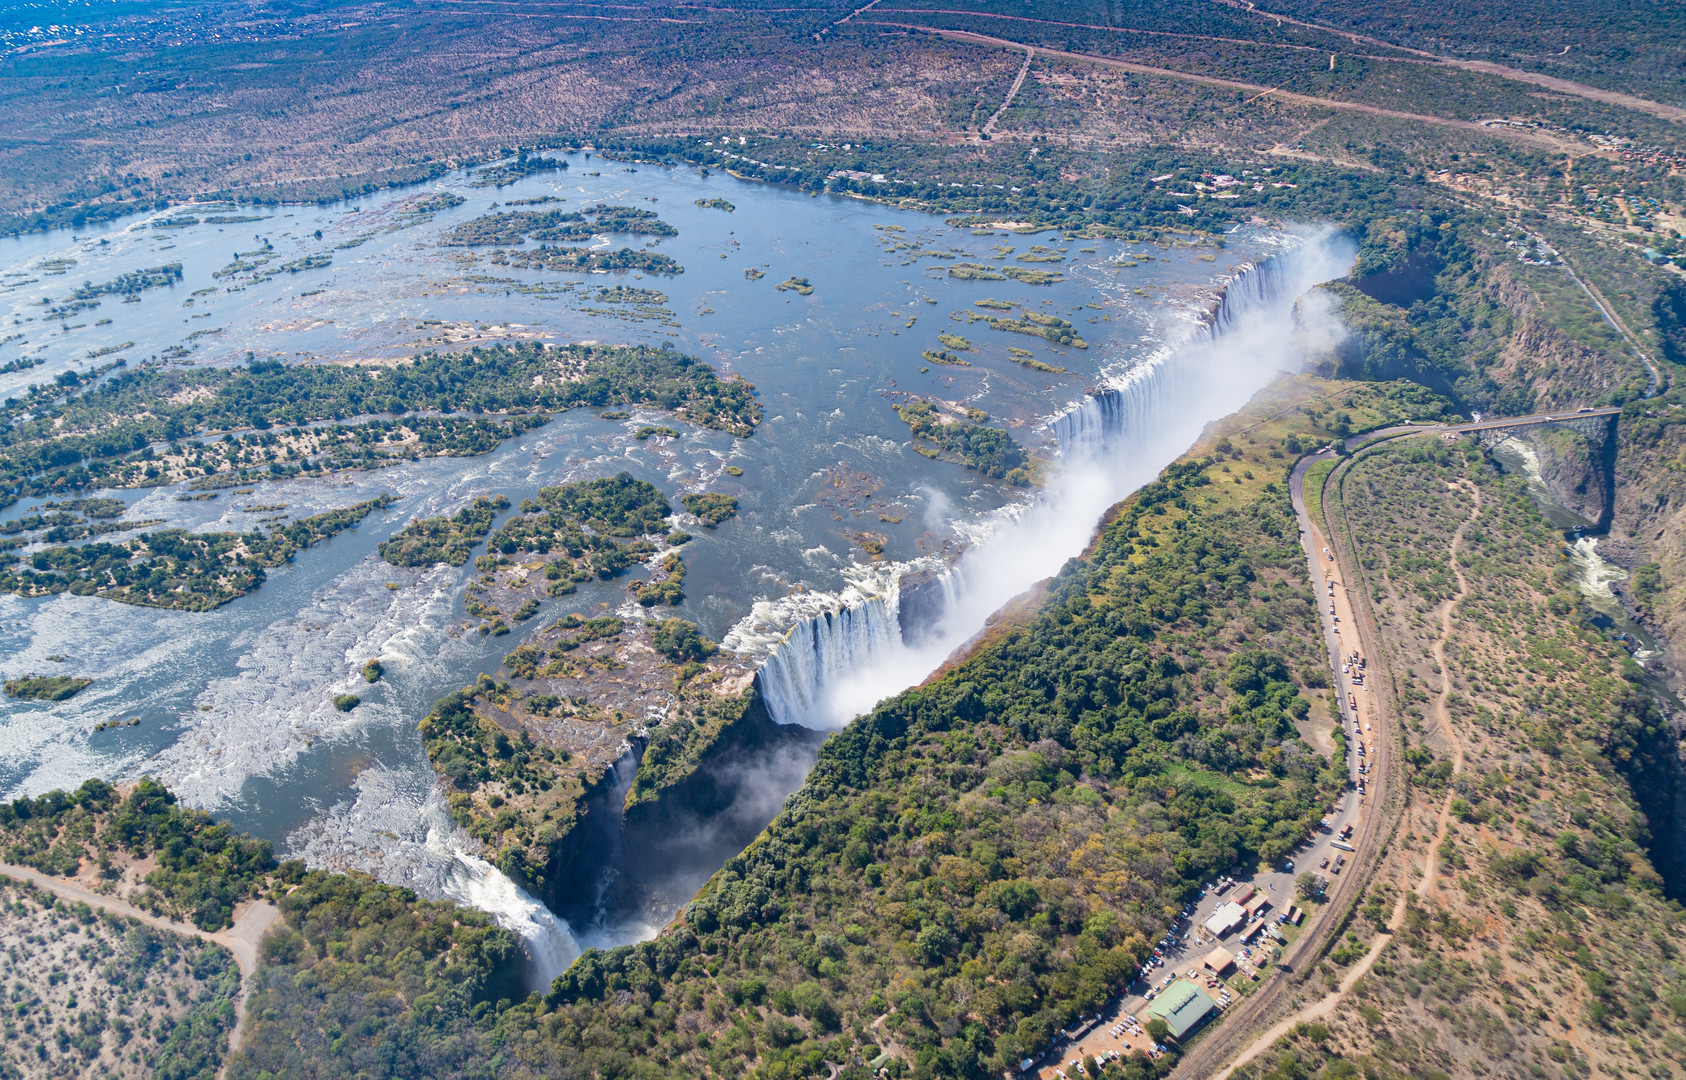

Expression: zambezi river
xmin=0 ymin=151 xmax=1352 ymax=981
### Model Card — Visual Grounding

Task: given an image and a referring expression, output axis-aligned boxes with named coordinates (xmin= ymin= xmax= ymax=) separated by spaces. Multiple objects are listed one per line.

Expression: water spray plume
xmin=755 ymin=227 xmax=1356 ymax=731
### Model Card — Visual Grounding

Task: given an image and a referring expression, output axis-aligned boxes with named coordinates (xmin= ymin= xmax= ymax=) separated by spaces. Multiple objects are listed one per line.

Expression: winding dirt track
xmin=0 ymin=862 xmax=277 ymax=1077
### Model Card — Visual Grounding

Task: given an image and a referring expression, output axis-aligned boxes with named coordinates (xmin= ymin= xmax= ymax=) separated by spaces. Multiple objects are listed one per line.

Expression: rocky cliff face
xmin=540 ymin=691 xmax=827 ymax=937
xmin=1608 ymin=404 xmax=1686 ymax=675
xmin=1523 ymin=424 xmax=1613 ymax=528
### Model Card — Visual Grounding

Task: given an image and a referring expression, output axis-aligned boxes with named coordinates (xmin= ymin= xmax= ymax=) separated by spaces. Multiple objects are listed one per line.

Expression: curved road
xmin=1169 ymin=444 xmax=1406 ymax=1080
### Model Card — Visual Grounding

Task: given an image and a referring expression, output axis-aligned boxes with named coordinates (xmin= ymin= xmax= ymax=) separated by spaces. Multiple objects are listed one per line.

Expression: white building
xmin=1202 ymin=900 xmax=1247 ymax=939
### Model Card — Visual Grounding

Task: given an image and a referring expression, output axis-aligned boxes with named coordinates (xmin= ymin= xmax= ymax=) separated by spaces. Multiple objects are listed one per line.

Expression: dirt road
xmin=0 ymin=861 xmax=278 ymax=1074
xmin=1201 ymin=0 xmax=1686 ymax=123
xmin=981 ymin=46 xmax=1035 ymax=138
xmin=872 ymin=26 xmax=1570 ymax=149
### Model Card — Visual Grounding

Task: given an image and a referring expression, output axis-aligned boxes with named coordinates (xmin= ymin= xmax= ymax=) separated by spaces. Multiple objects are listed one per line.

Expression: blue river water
xmin=0 ymin=151 xmax=1314 ymax=969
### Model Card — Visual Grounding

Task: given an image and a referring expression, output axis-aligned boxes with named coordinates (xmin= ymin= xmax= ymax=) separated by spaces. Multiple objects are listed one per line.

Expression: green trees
xmin=652 ymin=618 xmax=718 ymax=662
xmin=228 ymin=871 xmax=519 ymax=1080
xmin=0 ymin=779 xmax=275 ymax=930
xmin=380 ymin=495 xmax=511 ymax=567
xmin=2 ymin=495 xmax=396 ymax=609
xmin=0 ymin=341 xmax=760 ymax=506
xmin=519 ymin=439 xmax=1336 ymax=1076
xmin=894 ymin=400 xmax=1031 ymax=483
xmin=681 ymin=492 xmax=739 ymax=526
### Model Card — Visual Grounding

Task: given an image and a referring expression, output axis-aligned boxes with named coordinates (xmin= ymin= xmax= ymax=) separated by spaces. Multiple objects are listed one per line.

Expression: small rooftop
xmin=1146 ymin=980 xmax=1219 ymax=1040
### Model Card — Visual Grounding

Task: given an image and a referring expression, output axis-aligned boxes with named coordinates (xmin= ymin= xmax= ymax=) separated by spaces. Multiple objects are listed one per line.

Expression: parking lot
xmin=1030 ymin=498 xmax=1375 ymax=1079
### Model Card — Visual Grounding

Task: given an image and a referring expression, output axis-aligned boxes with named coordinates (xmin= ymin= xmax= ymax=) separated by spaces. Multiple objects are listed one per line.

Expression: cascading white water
xmin=754 ymin=584 xmax=903 ymax=726
xmin=288 ymin=764 xmax=580 ymax=996
xmin=435 ymin=832 xmax=582 ymax=993
xmin=751 ymin=226 xmax=1357 ymax=730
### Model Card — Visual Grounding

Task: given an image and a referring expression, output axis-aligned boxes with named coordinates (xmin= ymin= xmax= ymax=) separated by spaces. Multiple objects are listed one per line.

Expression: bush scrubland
xmin=1232 ymin=436 xmax=1686 ymax=1080
xmin=0 ymin=875 xmax=240 ymax=1080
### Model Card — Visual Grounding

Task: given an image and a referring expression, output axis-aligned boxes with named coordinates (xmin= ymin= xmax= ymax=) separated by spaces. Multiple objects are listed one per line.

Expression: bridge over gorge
xmin=1438 ymin=405 xmax=1620 ymax=446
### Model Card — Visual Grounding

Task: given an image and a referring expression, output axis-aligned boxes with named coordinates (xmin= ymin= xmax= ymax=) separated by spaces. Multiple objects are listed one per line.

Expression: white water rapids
xmin=748 ymin=227 xmax=1357 ymax=730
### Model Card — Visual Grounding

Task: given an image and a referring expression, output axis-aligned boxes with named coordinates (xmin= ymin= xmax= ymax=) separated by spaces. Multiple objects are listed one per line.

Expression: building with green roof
xmin=1146 ymin=980 xmax=1219 ymax=1041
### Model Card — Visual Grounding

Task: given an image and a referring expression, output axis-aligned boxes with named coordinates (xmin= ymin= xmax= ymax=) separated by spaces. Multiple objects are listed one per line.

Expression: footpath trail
xmin=1208 ymin=463 xmax=1483 ymax=1079
xmin=0 ymin=861 xmax=278 ymax=1075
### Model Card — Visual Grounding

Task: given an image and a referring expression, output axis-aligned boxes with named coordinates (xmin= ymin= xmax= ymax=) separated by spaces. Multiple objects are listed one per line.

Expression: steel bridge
xmin=1439 ymin=405 xmax=1620 ymax=446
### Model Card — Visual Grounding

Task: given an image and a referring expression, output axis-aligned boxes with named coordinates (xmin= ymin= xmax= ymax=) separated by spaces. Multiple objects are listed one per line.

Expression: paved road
xmin=1166 ymin=447 xmax=1400 ymax=1080
xmin=0 ymin=861 xmax=278 ymax=1075
xmin=1443 ymin=405 xmax=1621 ymax=434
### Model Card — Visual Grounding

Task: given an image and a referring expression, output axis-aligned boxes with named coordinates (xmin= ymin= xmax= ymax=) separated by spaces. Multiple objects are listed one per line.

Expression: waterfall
xmin=436 ymin=833 xmax=582 ymax=994
xmin=285 ymin=764 xmax=583 ymax=996
xmin=1050 ymin=246 xmax=1317 ymax=456
xmin=749 ymin=226 xmax=1357 ymax=731
xmin=754 ymin=582 xmax=904 ymax=729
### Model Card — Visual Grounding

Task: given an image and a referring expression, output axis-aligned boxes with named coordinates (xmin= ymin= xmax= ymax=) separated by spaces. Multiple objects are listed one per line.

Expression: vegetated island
xmin=469 ymin=152 xmax=568 ymax=188
xmin=1007 ymin=346 xmax=1066 ymax=373
xmin=680 ymin=491 xmax=739 ymax=526
xmin=3 ymin=674 xmax=94 ymax=700
xmin=774 ymin=276 xmax=814 ymax=295
xmin=595 ymin=285 xmax=667 ymax=305
xmin=443 ymin=204 xmax=676 ymax=245
xmin=0 ymin=496 xmax=161 ymax=546
xmin=949 ymin=262 xmax=1064 ymax=285
xmin=0 ymin=495 xmax=396 ymax=610
xmin=379 ymin=495 xmax=511 ymax=569
xmin=411 ymin=604 xmax=773 ymax=911
xmin=968 ymin=306 xmax=1089 ymax=348
xmin=0 ymin=342 xmax=759 ymax=516
xmin=393 ymin=474 xmax=678 ymax=634
xmin=1014 ymin=244 xmax=1066 ymax=263
xmin=893 ymin=399 xmax=1031 ymax=485
xmin=920 ymin=348 xmax=972 ymax=367
xmin=694 ymin=197 xmax=735 ymax=212
xmin=70 ymin=262 xmax=183 ymax=299
xmin=488 ymin=246 xmax=683 ymax=275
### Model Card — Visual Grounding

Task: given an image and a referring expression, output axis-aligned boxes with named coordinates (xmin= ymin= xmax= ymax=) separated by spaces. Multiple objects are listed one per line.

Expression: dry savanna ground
xmin=1232 ymin=438 xmax=1686 ymax=1080
xmin=0 ymin=876 xmax=238 ymax=1080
